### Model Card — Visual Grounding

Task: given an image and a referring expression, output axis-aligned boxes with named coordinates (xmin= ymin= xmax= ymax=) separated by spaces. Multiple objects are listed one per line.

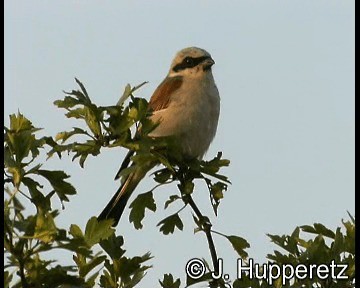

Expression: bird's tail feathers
xmin=98 ymin=170 xmax=141 ymax=226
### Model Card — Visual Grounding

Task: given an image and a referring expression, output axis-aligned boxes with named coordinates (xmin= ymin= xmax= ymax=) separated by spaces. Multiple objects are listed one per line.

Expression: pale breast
xmin=149 ymin=75 xmax=220 ymax=159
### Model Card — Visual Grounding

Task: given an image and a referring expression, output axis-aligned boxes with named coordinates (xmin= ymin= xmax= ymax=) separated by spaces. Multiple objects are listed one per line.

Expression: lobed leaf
xmin=226 ymin=235 xmax=250 ymax=259
xmin=129 ymin=191 xmax=156 ymax=229
xmin=159 ymin=273 xmax=181 ymax=288
xmin=157 ymin=213 xmax=184 ymax=235
xmin=84 ymin=217 xmax=115 ymax=247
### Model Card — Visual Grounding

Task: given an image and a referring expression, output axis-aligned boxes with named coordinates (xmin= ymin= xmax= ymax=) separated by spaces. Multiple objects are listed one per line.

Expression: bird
xmin=98 ymin=47 xmax=220 ymax=226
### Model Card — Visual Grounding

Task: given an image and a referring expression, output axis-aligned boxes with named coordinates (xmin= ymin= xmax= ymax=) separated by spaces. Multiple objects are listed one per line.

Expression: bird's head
xmin=168 ymin=47 xmax=215 ymax=78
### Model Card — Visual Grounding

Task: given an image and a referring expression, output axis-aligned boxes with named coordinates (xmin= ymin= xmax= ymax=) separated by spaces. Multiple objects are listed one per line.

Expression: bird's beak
xmin=203 ymin=57 xmax=215 ymax=70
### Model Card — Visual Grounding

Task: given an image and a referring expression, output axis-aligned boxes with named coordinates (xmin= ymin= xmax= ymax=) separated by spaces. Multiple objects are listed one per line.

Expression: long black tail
xmin=98 ymin=171 xmax=139 ymax=226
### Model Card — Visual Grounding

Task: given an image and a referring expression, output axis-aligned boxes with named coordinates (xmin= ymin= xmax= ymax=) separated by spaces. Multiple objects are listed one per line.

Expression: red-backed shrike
xmin=98 ymin=47 xmax=220 ymax=226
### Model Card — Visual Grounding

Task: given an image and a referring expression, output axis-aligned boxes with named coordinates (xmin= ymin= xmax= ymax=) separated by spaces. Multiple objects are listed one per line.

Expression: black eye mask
xmin=172 ymin=56 xmax=210 ymax=72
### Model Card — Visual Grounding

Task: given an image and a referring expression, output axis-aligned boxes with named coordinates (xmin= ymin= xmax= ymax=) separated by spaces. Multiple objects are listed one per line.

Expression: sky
xmin=4 ymin=1 xmax=355 ymax=287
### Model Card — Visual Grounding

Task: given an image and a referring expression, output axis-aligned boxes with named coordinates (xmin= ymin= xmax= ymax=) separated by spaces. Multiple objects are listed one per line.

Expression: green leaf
xmin=313 ymin=223 xmax=336 ymax=238
xmin=129 ymin=191 xmax=156 ymax=229
xmin=69 ymin=224 xmax=84 ymax=239
xmin=117 ymin=83 xmax=132 ymax=106
xmin=22 ymin=177 xmax=51 ymax=211
xmin=106 ymin=107 xmax=134 ymax=137
xmin=36 ymin=169 xmax=76 ymax=202
xmin=6 ymin=166 xmax=23 ymax=188
xmin=159 ymin=273 xmax=181 ymax=288
xmin=84 ymin=105 xmax=102 ymax=137
xmin=77 ymin=254 xmax=107 ymax=278
xmin=70 ymin=140 xmax=102 ymax=168
xmin=342 ymin=219 xmax=355 ymax=254
xmin=55 ymin=127 xmax=90 ymax=143
xmin=99 ymin=268 xmax=116 ymax=287
xmin=131 ymin=152 xmax=158 ymax=166
xmin=186 ymin=272 xmax=213 ymax=287
xmin=116 ymin=82 xmax=148 ymax=108
xmin=9 ymin=112 xmax=35 ymax=132
xmin=32 ymin=264 xmax=85 ymax=287
xmin=300 ymin=223 xmax=335 ymax=239
xmin=65 ymin=107 xmax=86 ymax=119
xmin=210 ymin=182 xmax=227 ymax=201
xmin=6 ymin=127 xmax=35 ymax=164
xmin=4 ymin=115 xmax=44 ymax=166
xmin=25 ymin=163 xmax=43 ymax=175
xmin=129 ymin=97 xmax=148 ymax=121
xmin=157 ymin=213 xmax=184 ymax=235
xmin=131 ymin=81 xmax=148 ymax=94
xmin=75 ymin=77 xmax=91 ymax=102
xmin=299 ymin=224 xmax=316 ymax=233
xmin=128 ymin=106 xmax=140 ymax=121
xmin=178 ymin=181 xmax=194 ymax=195
xmin=199 ymin=152 xmax=231 ymax=184
xmin=59 ymin=79 xmax=91 ymax=105
xmin=4 ymin=146 xmax=16 ymax=168
xmin=100 ymin=234 xmax=126 ymax=260
xmin=267 ymin=233 xmax=301 ymax=257
xmin=154 ymin=168 xmax=173 ymax=184
xmin=303 ymin=234 xmax=329 ymax=263
xmin=226 ymin=235 xmax=250 ymax=259
xmin=56 ymin=239 xmax=91 ymax=257
xmin=54 ymin=95 xmax=81 ymax=109
xmin=110 ymin=252 xmax=152 ymax=286
xmin=84 ymin=217 xmax=115 ymax=247
xmin=164 ymin=195 xmax=181 ymax=209
xmin=85 ymin=271 xmax=100 ymax=287
xmin=153 ymin=150 xmax=176 ymax=172
xmin=33 ymin=211 xmax=58 ymax=243
xmin=4 ymin=270 xmax=13 ymax=288
xmin=140 ymin=117 xmax=159 ymax=135
xmin=286 ymin=226 xmax=301 ymax=255
xmin=347 ymin=211 xmax=355 ymax=224
xmin=331 ymin=227 xmax=344 ymax=256
xmin=233 ymin=276 xmax=259 ymax=288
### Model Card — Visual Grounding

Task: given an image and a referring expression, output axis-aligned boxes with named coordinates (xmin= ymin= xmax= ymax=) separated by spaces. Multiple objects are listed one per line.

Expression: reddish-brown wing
xmin=148 ymin=76 xmax=183 ymax=111
xmin=115 ymin=76 xmax=183 ymax=180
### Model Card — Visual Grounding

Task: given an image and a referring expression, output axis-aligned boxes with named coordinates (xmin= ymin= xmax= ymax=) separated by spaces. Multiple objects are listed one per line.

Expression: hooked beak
xmin=203 ymin=57 xmax=215 ymax=71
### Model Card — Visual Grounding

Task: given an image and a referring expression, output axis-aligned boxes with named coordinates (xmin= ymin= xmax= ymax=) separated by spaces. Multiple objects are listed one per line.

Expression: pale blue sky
xmin=4 ymin=1 xmax=354 ymax=286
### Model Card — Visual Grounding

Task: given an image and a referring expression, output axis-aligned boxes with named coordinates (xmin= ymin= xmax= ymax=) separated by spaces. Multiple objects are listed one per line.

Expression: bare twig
xmin=18 ymin=259 xmax=29 ymax=288
xmin=184 ymin=194 xmax=219 ymax=274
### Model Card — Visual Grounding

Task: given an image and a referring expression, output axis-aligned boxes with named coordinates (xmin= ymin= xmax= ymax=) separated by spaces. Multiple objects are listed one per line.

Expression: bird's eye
xmin=184 ymin=57 xmax=194 ymax=65
xmin=172 ymin=56 xmax=202 ymax=72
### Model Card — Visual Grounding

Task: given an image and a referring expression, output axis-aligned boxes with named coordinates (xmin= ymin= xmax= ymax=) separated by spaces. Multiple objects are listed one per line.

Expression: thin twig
xmin=186 ymin=195 xmax=219 ymax=274
xmin=18 ymin=259 xmax=29 ymax=288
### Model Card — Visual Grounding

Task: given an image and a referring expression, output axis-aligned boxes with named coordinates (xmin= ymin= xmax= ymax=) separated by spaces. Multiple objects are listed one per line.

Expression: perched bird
xmin=98 ymin=47 xmax=220 ymax=226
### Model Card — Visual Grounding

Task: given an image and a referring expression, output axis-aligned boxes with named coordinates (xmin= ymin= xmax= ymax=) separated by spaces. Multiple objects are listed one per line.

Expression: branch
xmin=185 ymin=194 xmax=219 ymax=275
xmin=18 ymin=259 xmax=29 ymax=288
